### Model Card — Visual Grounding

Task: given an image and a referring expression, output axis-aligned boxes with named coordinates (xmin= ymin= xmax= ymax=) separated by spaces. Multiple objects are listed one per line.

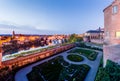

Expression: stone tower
xmin=103 ymin=0 xmax=120 ymax=66
xmin=12 ymin=30 xmax=15 ymax=38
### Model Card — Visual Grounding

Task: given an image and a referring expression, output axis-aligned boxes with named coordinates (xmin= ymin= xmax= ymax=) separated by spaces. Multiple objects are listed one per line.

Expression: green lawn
xmin=68 ymin=48 xmax=98 ymax=61
xmin=67 ymin=54 xmax=84 ymax=62
xmin=27 ymin=56 xmax=90 ymax=81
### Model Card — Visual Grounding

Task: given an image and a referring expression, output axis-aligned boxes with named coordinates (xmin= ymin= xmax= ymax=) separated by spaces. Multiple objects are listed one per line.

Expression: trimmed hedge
xmin=67 ymin=54 xmax=84 ymax=62
xmin=68 ymin=48 xmax=98 ymax=61
xmin=27 ymin=56 xmax=90 ymax=81
xmin=76 ymin=42 xmax=103 ymax=51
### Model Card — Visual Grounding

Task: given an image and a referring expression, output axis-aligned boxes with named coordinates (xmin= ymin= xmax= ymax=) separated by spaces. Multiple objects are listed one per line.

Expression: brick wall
xmin=104 ymin=0 xmax=120 ymax=45
xmin=1 ymin=44 xmax=75 ymax=69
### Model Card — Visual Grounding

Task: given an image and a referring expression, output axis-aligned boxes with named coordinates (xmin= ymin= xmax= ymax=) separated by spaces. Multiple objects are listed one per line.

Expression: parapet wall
xmin=103 ymin=45 xmax=120 ymax=67
xmin=1 ymin=44 xmax=75 ymax=69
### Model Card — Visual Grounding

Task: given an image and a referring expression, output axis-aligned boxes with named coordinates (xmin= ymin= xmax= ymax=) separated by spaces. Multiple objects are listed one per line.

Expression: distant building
xmin=83 ymin=27 xmax=104 ymax=44
xmin=103 ymin=0 xmax=120 ymax=66
xmin=0 ymin=31 xmax=68 ymax=55
xmin=77 ymin=34 xmax=84 ymax=38
xmin=0 ymin=30 xmax=70 ymax=67
xmin=12 ymin=30 xmax=15 ymax=38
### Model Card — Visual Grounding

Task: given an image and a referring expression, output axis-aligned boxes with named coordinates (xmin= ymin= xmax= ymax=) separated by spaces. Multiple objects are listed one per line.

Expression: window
xmin=113 ymin=5 xmax=118 ymax=14
xmin=116 ymin=32 xmax=120 ymax=38
xmin=106 ymin=32 xmax=109 ymax=37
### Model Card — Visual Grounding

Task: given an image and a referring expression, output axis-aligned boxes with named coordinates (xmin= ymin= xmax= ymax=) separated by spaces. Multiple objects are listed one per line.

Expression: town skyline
xmin=0 ymin=0 xmax=113 ymax=34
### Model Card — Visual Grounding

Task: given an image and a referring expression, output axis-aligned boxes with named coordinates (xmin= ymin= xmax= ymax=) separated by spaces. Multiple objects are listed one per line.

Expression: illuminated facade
xmin=103 ymin=0 xmax=120 ymax=66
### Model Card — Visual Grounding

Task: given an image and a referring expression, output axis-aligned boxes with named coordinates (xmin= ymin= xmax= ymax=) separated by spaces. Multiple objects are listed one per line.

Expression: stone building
xmin=103 ymin=0 xmax=120 ymax=66
xmin=83 ymin=27 xmax=104 ymax=44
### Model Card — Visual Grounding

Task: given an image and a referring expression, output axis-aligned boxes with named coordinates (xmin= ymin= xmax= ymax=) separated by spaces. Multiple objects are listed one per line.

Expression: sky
xmin=0 ymin=0 xmax=113 ymax=34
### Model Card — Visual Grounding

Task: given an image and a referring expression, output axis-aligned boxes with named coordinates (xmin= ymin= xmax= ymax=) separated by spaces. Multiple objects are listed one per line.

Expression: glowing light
xmin=116 ymin=32 xmax=120 ymax=38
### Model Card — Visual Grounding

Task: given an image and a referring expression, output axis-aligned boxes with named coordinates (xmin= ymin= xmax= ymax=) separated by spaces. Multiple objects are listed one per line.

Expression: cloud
xmin=0 ymin=23 xmax=65 ymax=35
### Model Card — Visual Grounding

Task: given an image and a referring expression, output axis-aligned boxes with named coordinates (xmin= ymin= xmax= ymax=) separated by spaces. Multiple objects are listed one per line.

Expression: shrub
xmin=67 ymin=54 xmax=84 ymax=62
xmin=27 ymin=57 xmax=90 ymax=81
xmin=95 ymin=60 xmax=120 ymax=81
xmin=68 ymin=48 xmax=98 ymax=61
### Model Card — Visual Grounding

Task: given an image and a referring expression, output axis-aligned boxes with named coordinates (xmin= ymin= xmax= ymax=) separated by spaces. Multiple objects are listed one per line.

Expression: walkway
xmin=61 ymin=47 xmax=102 ymax=81
xmin=15 ymin=47 xmax=102 ymax=81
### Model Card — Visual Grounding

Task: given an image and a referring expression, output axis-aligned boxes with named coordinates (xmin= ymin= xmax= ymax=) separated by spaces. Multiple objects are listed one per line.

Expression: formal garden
xmin=27 ymin=56 xmax=90 ymax=81
xmin=68 ymin=48 xmax=98 ymax=61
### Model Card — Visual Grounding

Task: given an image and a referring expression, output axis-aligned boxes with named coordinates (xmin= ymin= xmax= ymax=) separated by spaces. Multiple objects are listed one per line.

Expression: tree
xmin=68 ymin=34 xmax=77 ymax=43
xmin=68 ymin=34 xmax=83 ymax=43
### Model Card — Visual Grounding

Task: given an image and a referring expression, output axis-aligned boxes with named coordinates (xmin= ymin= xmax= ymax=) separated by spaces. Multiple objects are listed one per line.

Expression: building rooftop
xmin=86 ymin=30 xmax=104 ymax=33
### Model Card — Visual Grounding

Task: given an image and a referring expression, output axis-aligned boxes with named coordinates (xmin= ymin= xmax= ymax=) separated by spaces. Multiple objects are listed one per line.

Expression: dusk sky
xmin=0 ymin=0 xmax=113 ymax=34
